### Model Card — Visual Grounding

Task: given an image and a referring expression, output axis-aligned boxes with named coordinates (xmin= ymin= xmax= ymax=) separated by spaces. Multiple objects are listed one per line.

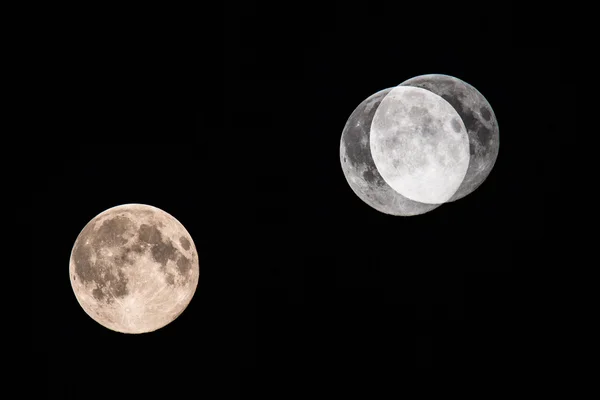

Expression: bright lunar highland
xmin=339 ymin=74 xmax=499 ymax=215
xmin=70 ymin=203 xmax=199 ymax=334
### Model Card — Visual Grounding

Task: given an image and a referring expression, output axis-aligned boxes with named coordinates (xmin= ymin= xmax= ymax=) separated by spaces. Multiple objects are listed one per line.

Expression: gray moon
xmin=340 ymin=88 xmax=440 ymax=216
xmin=400 ymin=74 xmax=499 ymax=201
xmin=69 ymin=203 xmax=199 ymax=334
xmin=370 ymin=86 xmax=470 ymax=204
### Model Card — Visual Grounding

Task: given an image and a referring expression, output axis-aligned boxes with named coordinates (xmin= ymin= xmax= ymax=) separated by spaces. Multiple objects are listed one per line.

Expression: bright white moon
xmin=370 ymin=86 xmax=470 ymax=204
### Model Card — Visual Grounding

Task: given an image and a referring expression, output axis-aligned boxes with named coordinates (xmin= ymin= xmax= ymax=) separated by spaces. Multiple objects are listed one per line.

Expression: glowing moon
xmin=399 ymin=74 xmax=500 ymax=201
xmin=370 ymin=86 xmax=470 ymax=204
xmin=339 ymin=88 xmax=440 ymax=216
xmin=69 ymin=203 xmax=199 ymax=334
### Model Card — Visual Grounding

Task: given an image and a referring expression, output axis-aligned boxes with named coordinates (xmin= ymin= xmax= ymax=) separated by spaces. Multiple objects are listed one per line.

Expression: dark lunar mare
xmin=400 ymin=74 xmax=499 ymax=201
xmin=136 ymin=223 xmax=192 ymax=285
xmin=72 ymin=212 xmax=193 ymax=304
xmin=73 ymin=215 xmax=135 ymax=303
xmin=340 ymin=88 xmax=440 ymax=216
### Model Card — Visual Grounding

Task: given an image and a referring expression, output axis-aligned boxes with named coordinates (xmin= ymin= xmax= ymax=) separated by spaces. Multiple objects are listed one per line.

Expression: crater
xmin=179 ymin=236 xmax=191 ymax=251
xmin=92 ymin=287 xmax=105 ymax=301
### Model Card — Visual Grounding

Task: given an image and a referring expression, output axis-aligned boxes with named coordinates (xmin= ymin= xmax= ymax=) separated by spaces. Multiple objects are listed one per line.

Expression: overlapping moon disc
xmin=340 ymin=88 xmax=441 ymax=216
xmin=370 ymin=86 xmax=470 ymax=204
xmin=339 ymin=75 xmax=498 ymax=215
xmin=399 ymin=74 xmax=499 ymax=201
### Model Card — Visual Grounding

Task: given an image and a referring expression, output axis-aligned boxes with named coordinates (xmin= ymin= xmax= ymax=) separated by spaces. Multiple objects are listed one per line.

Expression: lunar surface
xmin=69 ymin=204 xmax=199 ymax=334
xmin=400 ymin=74 xmax=499 ymax=201
xmin=370 ymin=86 xmax=470 ymax=204
xmin=340 ymin=88 xmax=440 ymax=216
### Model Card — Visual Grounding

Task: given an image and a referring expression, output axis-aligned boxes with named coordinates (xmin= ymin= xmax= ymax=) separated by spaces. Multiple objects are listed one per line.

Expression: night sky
xmin=29 ymin=2 xmax=569 ymax=397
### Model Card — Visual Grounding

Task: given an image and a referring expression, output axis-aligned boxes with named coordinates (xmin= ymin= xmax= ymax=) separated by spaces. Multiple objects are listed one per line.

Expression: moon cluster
xmin=70 ymin=203 xmax=199 ymax=333
xmin=340 ymin=74 xmax=499 ymax=216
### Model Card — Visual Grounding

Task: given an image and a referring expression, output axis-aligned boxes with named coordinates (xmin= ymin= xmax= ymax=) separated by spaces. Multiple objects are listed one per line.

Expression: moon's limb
xmin=69 ymin=203 xmax=199 ymax=334
xmin=400 ymin=74 xmax=499 ymax=201
xmin=340 ymin=88 xmax=440 ymax=216
xmin=369 ymin=86 xmax=470 ymax=204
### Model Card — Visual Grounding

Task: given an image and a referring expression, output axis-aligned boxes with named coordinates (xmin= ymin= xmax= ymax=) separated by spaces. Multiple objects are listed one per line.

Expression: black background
xmin=29 ymin=2 xmax=569 ymax=397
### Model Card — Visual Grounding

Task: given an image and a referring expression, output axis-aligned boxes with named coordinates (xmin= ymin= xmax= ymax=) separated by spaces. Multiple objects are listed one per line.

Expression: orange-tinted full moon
xmin=69 ymin=204 xmax=199 ymax=334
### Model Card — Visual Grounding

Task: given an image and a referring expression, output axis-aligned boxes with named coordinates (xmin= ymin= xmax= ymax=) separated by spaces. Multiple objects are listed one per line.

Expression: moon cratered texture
xmin=340 ymin=88 xmax=440 ymax=216
xmin=400 ymin=74 xmax=499 ymax=201
xmin=69 ymin=204 xmax=199 ymax=334
xmin=370 ymin=86 xmax=470 ymax=204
